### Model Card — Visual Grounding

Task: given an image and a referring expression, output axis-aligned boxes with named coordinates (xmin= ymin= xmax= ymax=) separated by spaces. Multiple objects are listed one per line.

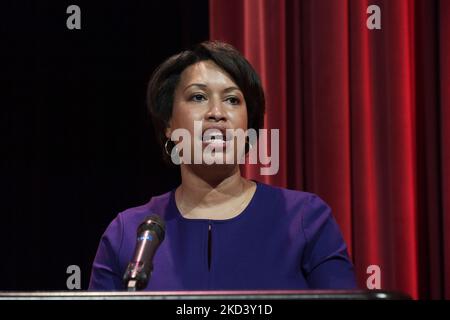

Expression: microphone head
xmin=138 ymin=214 xmax=166 ymax=241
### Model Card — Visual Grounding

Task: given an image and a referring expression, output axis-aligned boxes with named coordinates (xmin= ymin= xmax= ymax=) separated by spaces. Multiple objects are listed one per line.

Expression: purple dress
xmin=89 ymin=182 xmax=357 ymax=290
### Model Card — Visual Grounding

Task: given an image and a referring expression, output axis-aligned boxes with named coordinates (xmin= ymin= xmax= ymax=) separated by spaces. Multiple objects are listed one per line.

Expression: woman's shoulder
xmin=112 ymin=189 xmax=175 ymax=229
xmin=255 ymin=181 xmax=332 ymax=220
xmin=256 ymin=181 xmax=325 ymax=207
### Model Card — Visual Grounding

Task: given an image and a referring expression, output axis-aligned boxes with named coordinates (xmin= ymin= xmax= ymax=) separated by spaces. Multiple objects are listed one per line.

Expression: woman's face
xmin=167 ymin=60 xmax=248 ymax=164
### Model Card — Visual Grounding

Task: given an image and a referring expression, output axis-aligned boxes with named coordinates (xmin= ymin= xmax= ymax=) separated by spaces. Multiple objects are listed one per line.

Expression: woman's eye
xmin=191 ymin=94 xmax=206 ymax=102
xmin=226 ymin=97 xmax=240 ymax=105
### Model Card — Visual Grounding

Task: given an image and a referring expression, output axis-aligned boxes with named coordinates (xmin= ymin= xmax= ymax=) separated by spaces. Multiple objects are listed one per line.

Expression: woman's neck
xmin=175 ymin=164 xmax=255 ymax=219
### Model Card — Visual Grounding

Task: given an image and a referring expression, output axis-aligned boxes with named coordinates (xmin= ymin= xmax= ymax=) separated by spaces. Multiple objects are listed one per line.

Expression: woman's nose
xmin=206 ymin=99 xmax=226 ymax=122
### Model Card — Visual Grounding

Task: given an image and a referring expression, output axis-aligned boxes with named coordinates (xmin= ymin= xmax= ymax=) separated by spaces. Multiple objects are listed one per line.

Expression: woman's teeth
xmin=203 ymin=134 xmax=225 ymax=143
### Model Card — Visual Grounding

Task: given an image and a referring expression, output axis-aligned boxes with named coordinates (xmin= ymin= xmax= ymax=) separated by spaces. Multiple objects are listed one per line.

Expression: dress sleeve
xmin=88 ymin=214 xmax=124 ymax=290
xmin=301 ymin=194 xmax=358 ymax=289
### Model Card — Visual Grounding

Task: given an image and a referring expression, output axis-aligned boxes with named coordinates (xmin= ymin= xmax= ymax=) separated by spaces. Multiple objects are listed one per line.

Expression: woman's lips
xmin=202 ymin=134 xmax=228 ymax=148
xmin=202 ymin=128 xmax=231 ymax=148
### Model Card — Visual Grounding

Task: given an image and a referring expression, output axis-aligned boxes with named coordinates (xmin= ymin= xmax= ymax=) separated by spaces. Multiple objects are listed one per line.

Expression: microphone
xmin=123 ymin=214 xmax=166 ymax=291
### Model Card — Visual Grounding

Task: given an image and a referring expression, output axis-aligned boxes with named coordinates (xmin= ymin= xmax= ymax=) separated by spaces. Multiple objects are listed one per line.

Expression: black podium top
xmin=0 ymin=290 xmax=410 ymax=300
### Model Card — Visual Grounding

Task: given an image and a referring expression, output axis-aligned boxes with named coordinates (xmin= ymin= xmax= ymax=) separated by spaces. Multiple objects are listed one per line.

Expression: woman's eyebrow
xmin=223 ymin=86 xmax=241 ymax=93
xmin=184 ymin=83 xmax=207 ymax=92
xmin=183 ymin=83 xmax=241 ymax=93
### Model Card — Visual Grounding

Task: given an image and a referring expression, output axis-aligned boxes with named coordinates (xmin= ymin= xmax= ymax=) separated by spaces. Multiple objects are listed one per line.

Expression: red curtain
xmin=210 ymin=0 xmax=450 ymax=299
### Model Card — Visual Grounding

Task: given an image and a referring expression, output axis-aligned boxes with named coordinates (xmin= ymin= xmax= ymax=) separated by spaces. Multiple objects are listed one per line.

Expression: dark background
xmin=0 ymin=0 xmax=208 ymax=290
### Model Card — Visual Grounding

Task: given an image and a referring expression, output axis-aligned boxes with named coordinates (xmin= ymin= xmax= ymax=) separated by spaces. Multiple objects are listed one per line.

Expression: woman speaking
xmin=88 ymin=41 xmax=357 ymax=290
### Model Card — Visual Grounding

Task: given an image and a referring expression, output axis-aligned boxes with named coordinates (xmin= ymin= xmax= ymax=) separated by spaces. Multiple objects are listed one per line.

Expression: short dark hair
xmin=146 ymin=41 xmax=266 ymax=161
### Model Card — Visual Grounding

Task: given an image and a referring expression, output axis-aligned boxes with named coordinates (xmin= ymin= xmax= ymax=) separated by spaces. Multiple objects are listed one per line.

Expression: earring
xmin=164 ymin=138 xmax=172 ymax=156
xmin=245 ymin=137 xmax=253 ymax=153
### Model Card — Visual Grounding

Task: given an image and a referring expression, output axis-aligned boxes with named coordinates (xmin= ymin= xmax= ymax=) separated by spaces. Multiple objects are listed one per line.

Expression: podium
xmin=0 ymin=290 xmax=411 ymax=300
